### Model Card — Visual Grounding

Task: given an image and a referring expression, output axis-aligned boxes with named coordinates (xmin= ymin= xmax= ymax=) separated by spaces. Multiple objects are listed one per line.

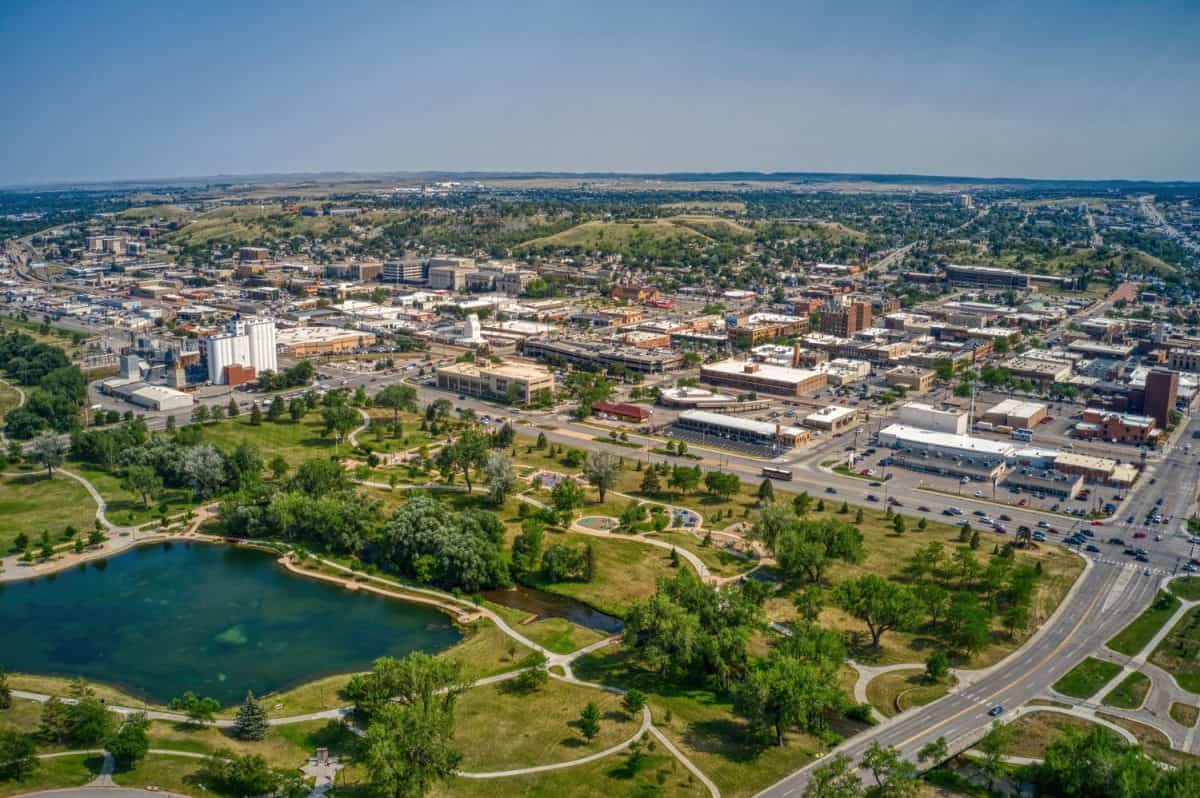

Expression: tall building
xmin=1144 ymin=369 xmax=1179 ymax=428
xmin=819 ymin=301 xmax=872 ymax=337
xmin=203 ymin=318 xmax=277 ymax=384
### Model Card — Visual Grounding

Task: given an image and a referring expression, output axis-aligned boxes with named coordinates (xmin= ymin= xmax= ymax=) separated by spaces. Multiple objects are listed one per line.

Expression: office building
xmin=674 ymin=410 xmax=809 ymax=448
xmin=944 ymin=264 xmax=1029 ymax=289
xmin=1144 ymin=369 xmax=1179 ymax=428
xmin=700 ymin=359 xmax=828 ymax=398
xmin=436 ymin=360 xmax=554 ymax=403
xmin=819 ymin=301 xmax=872 ymax=337
xmin=383 ymin=259 xmax=429 ymax=284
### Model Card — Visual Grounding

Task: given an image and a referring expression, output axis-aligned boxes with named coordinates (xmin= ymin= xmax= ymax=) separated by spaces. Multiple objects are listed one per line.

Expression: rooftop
xmin=880 ymin=424 xmax=1017 ymax=456
xmin=677 ymin=409 xmax=805 ymax=438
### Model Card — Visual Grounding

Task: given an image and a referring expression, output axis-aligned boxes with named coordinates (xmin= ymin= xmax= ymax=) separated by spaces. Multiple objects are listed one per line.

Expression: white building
xmin=204 ymin=317 xmax=277 ymax=384
xmin=896 ymin=402 xmax=968 ymax=435
xmin=240 ymin=318 xmax=278 ymax=375
xmin=878 ymin=424 xmax=1015 ymax=467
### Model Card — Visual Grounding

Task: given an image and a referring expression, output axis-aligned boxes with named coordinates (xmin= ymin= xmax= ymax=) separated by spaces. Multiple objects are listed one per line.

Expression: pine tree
xmin=232 ymin=691 xmax=269 ymax=740
xmin=640 ymin=466 xmax=661 ymax=495
xmin=249 ymin=404 xmax=263 ymax=426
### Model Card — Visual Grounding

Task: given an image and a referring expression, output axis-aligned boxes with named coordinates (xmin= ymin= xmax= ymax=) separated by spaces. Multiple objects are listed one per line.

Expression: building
xmin=817 ymin=358 xmax=871 ymax=386
xmin=275 ymin=326 xmax=377 ymax=356
xmin=730 ymin=313 xmax=810 ymax=346
xmin=610 ymin=282 xmax=659 ymax=303
xmin=127 ymin=385 xmax=193 ymax=412
xmin=523 ymin=339 xmax=682 ymax=373
xmin=382 ymin=259 xmax=428 ymax=284
xmin=1053 ymin=452 xmax=1119 ymax=483
xmin=591 ymin=402 xmax=652 ymax=423
xmin=1075 ymin=409 xmax=1158 ymax=445
xmin=496 ymin=270 xmax=537 ymax=295
xmin=202 ymin=317 xmax=278 ymax=385
xmin=803 ymin=405 xmax=858 ymax=433
xmin=885 ymin=365 xmax=936 ymax=393
xmin=896 ymin=402 xmax=968 ymax=435
xmin=1168 ymin=349 xmax=1200 ymax=373
xmin=819 ymin=301 xmax=872 ymax=337
xmin=982 ymin=399 xmax=1048 ymax=429
xmin=656 ymin=386 xmax=739 ymax=409
xmin=436 ymin=360 xmax=554 ymax=403
xmin=240 ymin=318 xmax=278 ymax=376
xmin=1001 ymin=356 xmax=1073 ymax=384
xmin=1144 ymin=369 xmax=1179 ymax=428
xmin=428 ymin=264 xmax=468 ymax=291
xmin=944 ymin=263 xmax=1029 ymax=289
xmin=204 ymin=330 xmax=251 ymax=385
xmin=674 ymin=410 xmax=809 ymax=448
xmin=878 ymin=423 xmax=1014 ymax=479
xmin=700 ymin=359 xmax=828 ymax=398
xmin=238 ymin=246 xmax=270 ymax=261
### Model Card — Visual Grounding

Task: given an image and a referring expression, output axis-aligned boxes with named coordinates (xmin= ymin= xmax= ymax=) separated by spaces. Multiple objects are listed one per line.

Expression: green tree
xmin=892 ymin=515 xmax=906 ymax=535
xmin=321 ymin=403 xmax=361 ymax=452
xmin=640 ymin=466 xmax=661 ymax=495
xmin=578 ymin=702 xmax=601 ymax=741
xmin=436 ymin=429 xmax=490 ymax=492
xmin=833 ymin=575 xmax=921 ymax=650
xmin=232 ymin=692 xmax=269 ymax=741
xmin=268 ymin=454 xmax=289 ymax=481
xmin=622 ymin=688 xmax=646 ymax=717
xmin=483 ymin=451 xmax=517 ymax=504
xmin=925 ymin=650 xmax=950 ymax=682
xmin=757 ymin=478 xmax=775 ymax=504
xmin=227 ymin=397 xmax=240 ymax=417
xmin=802 ymin=753 xmax=862 ymax=798
xmin=551 ymin=476 xmax=585 ymax=514
xmin=583 ymin=451 xmax=620 ymax=503
xmin=249 ymin=404 xmax=263 ymax=426
xmin=0 ymin=729 xmax=38 ymax=780
xmin=122 ymin=464 xmax=163 ymax=508
xmin=29 ymin=432 xmax=66 ymax=477
xmin=170 ymin=691 xmax=221 ymax=724
xmin=861 ymin=741 xmax=919 ymax=797
xmin=977 ymin=721 xmax=1014 ymax=791
xmin=510 ymin=519 xmax=545 ymax=580
xmin=375 ymin=385 xmax=418 ymax=428
xmin=917 ymin=736 xmax=948 ymax=767
xmin=67 ymin=697 xmax=113 ymax=745
xmin=733 ymin=651 xmax=844 ymax=746
xmin=793 ymin=491 xmax=813 ymax=517
xmin=107 ymin=712 xmax=149 ymax=769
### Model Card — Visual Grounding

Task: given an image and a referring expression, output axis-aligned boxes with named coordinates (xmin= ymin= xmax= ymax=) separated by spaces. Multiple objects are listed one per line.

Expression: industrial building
xmin=896 ymin=402 xmax=968 ymax=435
xmin=700 ymin=359 xmax=827 ymax=397
xmin=202 ymin=317 xmax=277 ymax=385
xmin=982 ymin=399 xmax=1048 ymax=429
xmin=435 ymin=360 xmax=555 ymax=404
xmin=674 ymin=410 xmax=809 ymax=448
xmin=275 ymin=326 xmax=377 ymax=356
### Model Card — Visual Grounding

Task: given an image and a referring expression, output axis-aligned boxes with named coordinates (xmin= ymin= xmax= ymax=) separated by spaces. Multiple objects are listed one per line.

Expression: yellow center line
xmin=892 ymin=563 xmax=1118 ymax=750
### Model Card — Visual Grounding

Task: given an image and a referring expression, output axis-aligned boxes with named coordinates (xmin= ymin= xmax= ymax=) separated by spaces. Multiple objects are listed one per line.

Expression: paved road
xmin=757 ymin=416 xmax=1200 ymax=796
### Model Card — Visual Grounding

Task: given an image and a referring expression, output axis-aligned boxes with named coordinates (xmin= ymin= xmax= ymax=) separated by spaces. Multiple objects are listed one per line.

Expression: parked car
xmin=1134 ymin=531 xmax=1147 ymax=539
xmin=1086 ymin=544 xmax=1100 ymax=552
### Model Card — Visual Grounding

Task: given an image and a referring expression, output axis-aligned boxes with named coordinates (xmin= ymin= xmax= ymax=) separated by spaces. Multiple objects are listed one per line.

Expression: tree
xmin=944 ymin=592 xmax=991 ymax=654
xmin=181 ymin=444 xmax=228 ymax=499
xmin=583 ymin=451 xmax=619 ymax=503
xmin=578 ymin=702 xmax=601 ymax=741
xmin=977 ymin=721 xmax=1014 ymax=791
xmin=227 ymin=397 xmax=240 ymax=417
xmin=233 ymin=691 xmax=269 ymax=740
xmin=733 ymin=651 xmax=844 ymax=746
xmin=267 ymin=396 xmax=285 ymax=422
xmin=704 ymin=470 xmax=740 ymax=499
xmin=288 ymin=398 xmax=305 ymax=422
xmin=775 ymin=518 xmax=864 ymax=584
xmin=640 ymin=466 xmax=661 ymax=495
xmin=107 ymin=712 xmax=150 ymax=769
xmin=346 ymin=653 xmax=465 ymax=722
xmin=551 ymin=476 xmax=585 ymax=514
xmin=202 ymin=750 xmax=301 ymax=798
xmin=917 ymin=736 xmax=948 ymax=767
xmin=757 ymin=478 xmax=775 ymax=504
xmin=67 ymin=697 xmax=113 ymax=745
xmin=793 ymin=492 xmax=813 ymax=517
xmin=892 ymin=515 xmax=906 ymax=535
xmin=803 ymin=753 xmax=862 ymax=798
xmin=622 ymin=688 xmax=646 ymax=717
xmin=376 ymin=385 xmax=418 ymax=428
xmin=29 ymin=432 xmax=66 ymax=477
xmin=192 ymin=404 xmax=210 ymax=424
xmin=483 ymin=451 xmax=517 ymax=504
xmin=170 ymin=691 xmax=221 ymax=724
xmin=249 ymin=404 xmax=263 ymax=426
xmin=436 ymin=429 xmax=489 ymax=492
xmin=510 ymin=519 xmax=545 ymax=580
xmin=542 ymin=543 xmax=591 ymax=582
xmin=0 ymin=729 xmax=37 ymax=780
xmin=925 ymin=650 xmax=950 ymax=683
xmin=0 ymin=668 xmax=9 ymax=709
xmin=378 ymin=496 xmax=508 ymax=592
xmin=321 ymin=403 xmax=361 ymax=452
xmin=833 ymin=575 xmax=921 ymax=650
xmin=38 ymin=697 xmax=72 ymax=744
xmin=122 ymin=464 xmax=162 ymax=508
xmin=268 ymin=454 xmax=289 ymax=481
xmin=668 ymin=464 xmax=700 ymax=494
xmin=861 ymin=742 xmax=919 ymax=797
xmin=511 ymin=651 xmax=549 ymax=692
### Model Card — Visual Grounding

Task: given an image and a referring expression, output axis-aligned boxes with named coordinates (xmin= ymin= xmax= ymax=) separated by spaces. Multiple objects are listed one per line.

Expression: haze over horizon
xmin=3 ymin=0 xmax=1198 ymax=185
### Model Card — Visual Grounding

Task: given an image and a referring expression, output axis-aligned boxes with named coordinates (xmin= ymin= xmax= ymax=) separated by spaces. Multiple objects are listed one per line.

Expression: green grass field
xmin=198 ymin=413 xmax=337 ymax=466
xmin=1107 ymin=591 xmax=1181 ymax=656
xmin=518 ymin=219 xmax=710 ymax=252
xmin=1101 ymin=672 xmax=1151 ymax=709
xmin=1151 ymin=606 xmax=1200 ymax=693
xmin=1169 ymin=576 xmax=1200 ymax=601
xmin=865 ymin=669 xmax=956 ymax=718
xmin=0 ymin=472 xmax=99 ymax=552
xmin=0 ymin=753 xmax=100 ymax=798
xmin=1053 ymin=657 xmax=1122 ymax=699
xmin=0 ymin=379 xmax=20 ymax=422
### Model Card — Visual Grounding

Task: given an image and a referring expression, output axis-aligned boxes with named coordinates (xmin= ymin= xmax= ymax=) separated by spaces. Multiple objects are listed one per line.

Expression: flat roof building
xmin=804 ymin=405 xmax=858 ymax=432
xmin=675 ymin=410 xmax=809 ymax=448
xmin=983 ymin=399 xmax=1048 ymax=429
xmin=436 ymin=360 xmax=554 ymax=404
xmin=700 ymin=359 xmax=827 ymax=398
xmin=276 ymin=326 xmax=377 ymax=356
xmin=896 ymin=402 xmax=968 ymax=435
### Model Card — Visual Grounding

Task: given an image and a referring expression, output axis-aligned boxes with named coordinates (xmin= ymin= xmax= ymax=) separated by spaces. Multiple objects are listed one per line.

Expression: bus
xmin=762 ymin=467 xmax=793 ymax=481
xmin=1012 ymin=428 xmax=1034 ymax=442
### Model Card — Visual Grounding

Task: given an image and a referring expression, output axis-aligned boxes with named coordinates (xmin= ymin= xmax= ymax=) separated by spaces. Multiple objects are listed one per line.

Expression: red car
xmin=1133 ymin=531 xmax=1147 ymax=539
xmin=1090 ymin=520 xmax=1104 ymax=526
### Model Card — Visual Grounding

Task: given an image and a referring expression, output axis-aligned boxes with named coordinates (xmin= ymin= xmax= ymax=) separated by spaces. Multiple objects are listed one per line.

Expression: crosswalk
xmin=1089 ymin=555 xmax=1172 ymax=577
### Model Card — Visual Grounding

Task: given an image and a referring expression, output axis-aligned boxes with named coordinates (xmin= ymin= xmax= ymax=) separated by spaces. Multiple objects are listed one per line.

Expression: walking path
xmin=0 ymin=374 xmax=26 ymax=442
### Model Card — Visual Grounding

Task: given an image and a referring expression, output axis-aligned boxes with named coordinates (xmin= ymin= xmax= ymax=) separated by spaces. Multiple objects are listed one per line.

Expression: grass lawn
xmin=573 ymin=644 xmax=860 ymax=798
xmin=0 ymin=472 xmax=98 ymax=552
xmin=0 ymin=379 xmax=20 ymax=422
xmin=1170 ymin=702 xmax=1199 ymax=728
xmin=1101 ymin=672 xmax=1151 ymax=710
xmin=110 ymin=752 xmax=232 ymax=796
xmin=1053 ymin=657 xmax=1122 ymax=699
xmin=70 ymin=462 xmax=193 ymax=527
xmin=1107 ymin=591 xmax=1181 ymax=656
xmin=6 ymin=673 xmax=161 ymax=711
xmin=644 ymin=530 xmax=754 ymax=578
xmin=1095 ymin=712 xmax=1200 ymax=768
xmin=360 ymin=408 xmax=441 ymax=453
xmin=518 ymin=219 xmax=711 ymax=253
xmin=521 ymin=529 xmax=681 ymax=618
xmin=0 ymin=698 xmax=50 ymax=738
xmin=1004 ymin=712 xmax=1099 ymax=759
xmin=0 ymin=753 xmax=101 ymax=798
xmin=454 ymin=677 xmax=640 ymax=772
xmin=865 ymin=670 xmax=956 ymax=718
xmin=1169 ymin=576 xmax=1200 ymax=601
xmin=199 ymin=413 xmax=336 ymax=467
xmin=516 ymin=617 xmax=608 ymax=655
xmin=146 ymin=717 xmax=356 ymax=769
xmin=1151 ymin=606 xmax=1200 ymax=693
xmin=442 ymin=619 xmax=533 ymax=681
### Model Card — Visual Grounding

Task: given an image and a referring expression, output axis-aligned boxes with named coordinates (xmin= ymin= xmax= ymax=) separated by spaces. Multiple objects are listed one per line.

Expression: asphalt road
xmin=756 ymin=416 xmax=1200 ymax=796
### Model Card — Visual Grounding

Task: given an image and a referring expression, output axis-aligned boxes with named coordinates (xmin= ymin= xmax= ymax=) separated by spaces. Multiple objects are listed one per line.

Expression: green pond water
xmin=0 ymin=542 xmax=462 ymax=705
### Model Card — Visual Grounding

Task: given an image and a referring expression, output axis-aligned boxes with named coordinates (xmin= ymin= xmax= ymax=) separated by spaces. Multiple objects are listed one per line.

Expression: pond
xmin=0 ymin=542 xmax=462 ymax=706
xmin=484 ymin=585 xmax=623 ymax=635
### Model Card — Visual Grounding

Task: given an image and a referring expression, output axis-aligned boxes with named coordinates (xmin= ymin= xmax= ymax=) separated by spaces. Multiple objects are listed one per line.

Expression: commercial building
xmin=1001 ymin=356 xmax=1073 ymax=384
xmin=944 ymin=264 xmax=1029 ymax=289
xmin=127 ymin=385 xmax=193 ymax=412
xmin=819 ymin=301 xmax=872 ymax=337
xmin=730 ymin=313 xmax=810 ymax=346
xmin=275 ymin=326 xmax=377 ymax=356
xmin=1053 ymin=452 xmax=1120 ymax=483
xmin=803 ymin=405 xmax=858 ymax=433
xmin=382 ymin=259 xmax=429 ymax=284
xmin=885 ymin=365 xmax=936 ymax=393
xmin=1144 ymin=369 xmax=1179 ymax=428
xmin=817 ymin=358 xmax=871 ymax=386
xmin=1074 ymin=409 xmax=1159 ymax=445
xmin=674 ymin=410 xmax=809 ymax=448
xmin=878 ymin=423 xmax=1014 ymax=479
xmin=523 ymin=338 xmax=682 ymax=374
xmin=700 ymin=359 xmax=827 ymax=398
xmin=591 ymin=402 xmax=652 ymax=423
xmin=896 ymin=402 xmax=968 ymax=435
xmin=435 ymin=360 xmax=554 ymax=403
xmin=1168 ymin=349 xmax=1200 ymax=373
xmin=656 ymin=386 xmax=739 ymax=409
xmin=982 ymin=399 xmax=1048 ymax=429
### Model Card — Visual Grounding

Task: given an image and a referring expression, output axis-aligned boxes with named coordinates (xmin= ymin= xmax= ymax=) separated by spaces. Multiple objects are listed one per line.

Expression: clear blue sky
xmin=2 ymin=0 xmax=1198 ymax=185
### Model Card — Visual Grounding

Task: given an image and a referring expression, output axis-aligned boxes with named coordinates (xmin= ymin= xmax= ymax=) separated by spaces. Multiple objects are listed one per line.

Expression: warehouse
xmin=674 ymin=410 xmax=810 ymax=448
xmin=700 ymin=359 xmax=827 ymax=398
xmin=276 ymin=326 xmax=377 ymax=355
xmin=878 ymin=423 xmax=1014 ymax=481
xmin=983 ymin=399 xmax=1048 ymax=429
xmin=127 ymin=385 xmax=193 ymax=412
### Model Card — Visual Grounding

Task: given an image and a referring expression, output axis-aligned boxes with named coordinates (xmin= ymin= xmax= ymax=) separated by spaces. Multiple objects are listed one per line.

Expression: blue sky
xmin=2 ymin=0 xmax=1198 ymax=184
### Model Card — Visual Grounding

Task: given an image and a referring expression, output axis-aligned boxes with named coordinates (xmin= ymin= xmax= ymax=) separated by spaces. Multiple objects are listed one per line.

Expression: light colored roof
xmin=678 ymin=410 xmax=804 ymax=438
xmin=1054 ymin=452 xmax=1117 ymax=471
xmin=702 ymin=359 xmax=823 ymax=384
xmin=880 ymin=424 xmax=1016 ymax=456
xmin=806 ymin=405 xmax=857 ymax=422
xmin=986 ymin=398 xmax=1047 ymax=417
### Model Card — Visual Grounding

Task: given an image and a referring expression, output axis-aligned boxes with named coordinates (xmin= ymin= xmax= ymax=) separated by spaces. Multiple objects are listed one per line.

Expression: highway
xmin=757 ymin=415 xmax=1200 ymax=796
